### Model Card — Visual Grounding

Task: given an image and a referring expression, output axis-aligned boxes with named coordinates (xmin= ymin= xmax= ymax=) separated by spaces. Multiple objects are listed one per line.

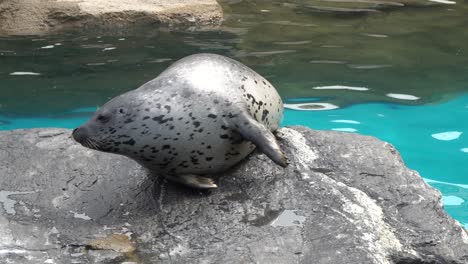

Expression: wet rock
xmin=0 ymin=0 xmax=223 ymax=35
xmin=0 ymin=127 xmax=466 ymax=263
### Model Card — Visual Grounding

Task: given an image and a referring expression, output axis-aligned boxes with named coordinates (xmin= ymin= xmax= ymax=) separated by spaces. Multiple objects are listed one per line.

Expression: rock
xmin=0 ymin=127 xmax=466 ymax=263
xmin=0 ymin=0 xmax=223 ymax=35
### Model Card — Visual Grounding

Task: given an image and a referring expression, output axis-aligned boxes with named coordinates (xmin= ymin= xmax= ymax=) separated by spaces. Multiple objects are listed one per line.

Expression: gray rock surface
xmin=0 ymin=0 xmax=223 ymax=35
xmin=0 ymin=127 xmax=466 ymax=263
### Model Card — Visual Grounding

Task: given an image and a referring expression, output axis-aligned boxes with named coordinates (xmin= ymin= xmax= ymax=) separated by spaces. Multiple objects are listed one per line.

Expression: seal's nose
xmin=72 ymin=127 xmax=87 ymax=143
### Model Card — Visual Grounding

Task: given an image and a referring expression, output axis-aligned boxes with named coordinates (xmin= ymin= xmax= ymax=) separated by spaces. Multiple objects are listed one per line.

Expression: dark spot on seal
xmin=122 ymin=139 xmax=136 ymax=145
xmin=213 ymin=99 xmax=219 ymax=104
xmin=221 ymin=125 xmax=228 ymax=130
xmin=208 ymin=114 xmax=217 ymax=118
xmin=193 ymin=121 xmax=201 ymax=128
xmin=142 ymin=116 xmax=150 ymax=120
xmin=164 ymin=105 xmax=171 ymax=112
xmin=152 ymin=115 xmax=173 ymax=124
xmin=162 ymin=145 xmax=170 ymax=150
xmin=124 ymin=118 xmax=134 ymax=124
xmin=262 ymin=109 xmax=269 ymax=121
xmin=206 ymin=157 xmax=213 ymax=161
xmin=207 ymin=145 xmax=212 ymax=149
xmin=189 ymin=113 xmax=196 ymax=120
xmin=191 ymin=156 xmax=199 ymax=165
xmin=220 ymin=134 xmax=229 ymax=139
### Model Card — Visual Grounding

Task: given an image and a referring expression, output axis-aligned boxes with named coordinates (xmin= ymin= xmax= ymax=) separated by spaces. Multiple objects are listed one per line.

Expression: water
xmin=0 ymin=0 xmax=467 ymax=226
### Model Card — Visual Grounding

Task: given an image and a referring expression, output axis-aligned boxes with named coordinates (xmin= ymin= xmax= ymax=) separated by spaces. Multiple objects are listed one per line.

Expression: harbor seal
xmin=72 ymin=53 xmax=287 ymax=189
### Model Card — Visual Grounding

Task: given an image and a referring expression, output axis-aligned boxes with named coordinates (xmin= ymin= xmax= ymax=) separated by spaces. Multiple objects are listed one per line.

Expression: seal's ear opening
xmin=234 ymin=111 xmax=288 ymax=167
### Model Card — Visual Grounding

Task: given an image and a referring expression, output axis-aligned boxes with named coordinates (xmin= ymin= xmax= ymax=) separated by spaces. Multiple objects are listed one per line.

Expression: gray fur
xmin=72 ymin=53 xmax=286 ymax=188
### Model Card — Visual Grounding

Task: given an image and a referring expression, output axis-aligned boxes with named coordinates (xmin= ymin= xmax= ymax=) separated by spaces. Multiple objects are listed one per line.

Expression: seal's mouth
xmin=81 ymin=138 xmax=103 ymax=150
xmin=72 ymin=127 xmax=103 ymax=151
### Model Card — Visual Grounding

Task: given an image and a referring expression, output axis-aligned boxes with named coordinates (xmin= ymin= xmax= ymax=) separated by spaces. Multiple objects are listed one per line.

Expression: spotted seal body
xmin=73 ymin=53 xmax=287 ymax=188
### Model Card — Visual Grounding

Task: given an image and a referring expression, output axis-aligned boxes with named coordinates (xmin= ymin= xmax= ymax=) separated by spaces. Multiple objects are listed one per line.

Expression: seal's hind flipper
xmin=167 ymin=174 xmax=218 ymax=189
xmin=234 ymin=112 xmax=288 ymax=167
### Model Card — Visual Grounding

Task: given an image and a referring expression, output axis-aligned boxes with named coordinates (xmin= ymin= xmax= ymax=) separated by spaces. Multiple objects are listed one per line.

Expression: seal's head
xmin=72 ymin=91 xmax=142 ymax=156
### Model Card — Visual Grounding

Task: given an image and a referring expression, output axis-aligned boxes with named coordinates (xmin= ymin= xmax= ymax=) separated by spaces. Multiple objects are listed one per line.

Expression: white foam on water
xmin=424 ymin=178 xmax=468 ymax=189
xmin=149 ymin=58 xmax=172 ymax=63
xmin=332 ymin=128 xmax=357 ymax=132
xmin=429 ymin=0 xmax=456 ymax=4
xmin=386 ymin=93 xmax=420 ymax=100
xmin=274 ymin=40 xmax=312 ymax=45
xmin=442 ymin=196 xmax=465 ymax=206
xmin=431 ymin=131 xmax=462 ymax=141
xmin=9 ymin=72 xmax=41 ymax=76
xmin=41 ymin=45 xmax=54 ymax=49
xmin=103 ymin=47 xmax=116 ymax=51
xmin=260 ymin=9 xmax=270 ymax=12
xmin=54 ymin=43 xmax=62 ymax=46
xmin=310 ymin=60 xmax=346 ymax=64
xmin=118 ymin=38 xmax=125 ymax=41
xmin=460 ymin=148 xmax=468 ymax=153
xmin=313 ymin=85 xmax=369 ymax=91
xmin=86 ymin=62 xmax=106 ymax=66
xmin=348 ymin=64 xmax=391 ymax=69
xmin=284 ymin=103 xmax=339 ymax=111
xmin=362 ymin=33 xmax=388 ymax=38
xmin=331 ymin=119 xmax=361 ymax=124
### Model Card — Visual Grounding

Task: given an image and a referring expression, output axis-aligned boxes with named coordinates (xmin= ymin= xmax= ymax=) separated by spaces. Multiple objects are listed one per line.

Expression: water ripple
xmin=313 ymin=85 xmax=369 ymax=91
xmin=386 ymin=93 xmax=420 ymax=100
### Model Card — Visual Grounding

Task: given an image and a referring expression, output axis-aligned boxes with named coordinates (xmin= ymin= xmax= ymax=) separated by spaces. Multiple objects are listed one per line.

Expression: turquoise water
xmin=1 ymin=0 xmax=467 ymax=228
xmin=283 ymin=94 xmax=468 ymax=227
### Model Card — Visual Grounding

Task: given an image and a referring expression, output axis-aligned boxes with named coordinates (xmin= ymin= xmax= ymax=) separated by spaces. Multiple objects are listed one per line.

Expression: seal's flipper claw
xmin=171 ymin=174 xmax=218 ymax=189
xmin=235 ymin=112 xmax=288 ymax=168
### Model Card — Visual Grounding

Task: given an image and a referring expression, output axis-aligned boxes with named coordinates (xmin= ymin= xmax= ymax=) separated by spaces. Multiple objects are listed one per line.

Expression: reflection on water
xmin=1 ymin=0 xmax=468 ymax=114
xmin=0 ymin=0 xmax=467 ymax=226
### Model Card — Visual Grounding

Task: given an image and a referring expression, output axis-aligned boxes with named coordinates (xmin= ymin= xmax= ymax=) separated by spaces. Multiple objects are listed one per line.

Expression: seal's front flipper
xmin=166 ymin=174 xmax=218 ymax=189
xmin=234 ymin=112 xmax=288 ymax=167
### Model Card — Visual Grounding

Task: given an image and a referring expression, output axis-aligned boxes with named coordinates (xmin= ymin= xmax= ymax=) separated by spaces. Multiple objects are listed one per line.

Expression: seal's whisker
xmin=88 ymin=139 xmax=99 ymax=150
xmin=83 ymin=138 xmax=92 ymax=149
xmin=90 ymin=138 xmax=104 ymax=151
xmin=86 ymin=138 xmax=96 ymax=150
